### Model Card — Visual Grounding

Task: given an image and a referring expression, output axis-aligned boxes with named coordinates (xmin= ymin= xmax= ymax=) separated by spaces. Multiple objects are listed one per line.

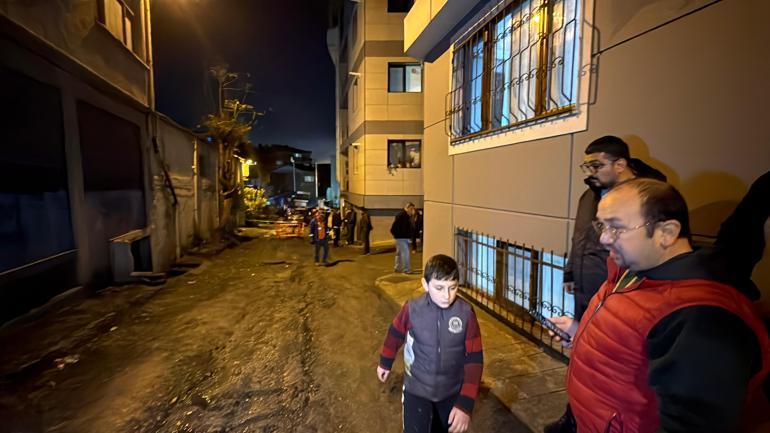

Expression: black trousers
xmin=362 ymin=230 xmax=370 ymax=254
xmin=403 ymin=391 xmax=455 ymax=433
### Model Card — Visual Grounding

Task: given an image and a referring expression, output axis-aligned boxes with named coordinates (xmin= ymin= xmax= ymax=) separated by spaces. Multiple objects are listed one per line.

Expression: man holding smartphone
xmin=549 ymin=179 xmax=769 ymax=433
xmin=546 ymin=136 xmax=665 ymax=433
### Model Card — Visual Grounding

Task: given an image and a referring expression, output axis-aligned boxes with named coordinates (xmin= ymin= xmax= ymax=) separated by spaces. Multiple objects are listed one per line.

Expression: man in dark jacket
xmin=391 ymin=203 xmax=415 ymax=273
xmin=564 ymin=136 xmax=666 ymax=321
xmin=345 ymin=207 xmax=357 ymax=246
xmin=359 ymin=208 xmax=373 ymax=255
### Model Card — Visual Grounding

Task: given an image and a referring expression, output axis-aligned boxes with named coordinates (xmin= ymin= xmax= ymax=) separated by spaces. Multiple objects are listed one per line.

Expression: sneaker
xmin=314 ymin=262 xmax=320 ymax=266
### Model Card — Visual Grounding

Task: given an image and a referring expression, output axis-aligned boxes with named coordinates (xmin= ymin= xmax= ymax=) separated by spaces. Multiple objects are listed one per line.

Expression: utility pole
xmin=290 ymin=156 xmax=296 ymax=192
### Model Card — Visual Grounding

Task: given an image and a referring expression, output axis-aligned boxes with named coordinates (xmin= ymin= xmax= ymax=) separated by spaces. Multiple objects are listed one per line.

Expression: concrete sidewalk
xmin=375 ymin=272 xmax=568 ymax=433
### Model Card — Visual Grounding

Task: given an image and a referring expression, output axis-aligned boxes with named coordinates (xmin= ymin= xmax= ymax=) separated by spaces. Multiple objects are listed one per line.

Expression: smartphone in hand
xmin=529 ymin=310 xmax=572 ymax=343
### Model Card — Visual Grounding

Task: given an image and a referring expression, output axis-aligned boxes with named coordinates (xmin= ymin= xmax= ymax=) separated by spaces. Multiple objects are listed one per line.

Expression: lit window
xmin=449 ymin=0 xmax=580 ymax=141
xmin=388 ymin=64 xmax=422 ymax=93
xmin=388 ymin=140 xmax=421 ymax=168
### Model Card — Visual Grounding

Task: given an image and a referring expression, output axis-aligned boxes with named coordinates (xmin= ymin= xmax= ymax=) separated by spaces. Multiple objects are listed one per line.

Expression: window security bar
xmin=455 ymin=227 xmax=572 ymax=361
xmin=446 ymin=0 xmax=580 ymax=142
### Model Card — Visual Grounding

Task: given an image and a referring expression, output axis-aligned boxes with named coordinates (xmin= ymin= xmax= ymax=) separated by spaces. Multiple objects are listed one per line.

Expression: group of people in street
xmin=308 ymin=205 xmax=373 ymax=265
xmin=374 ymin=134 xmax=770 ymax=433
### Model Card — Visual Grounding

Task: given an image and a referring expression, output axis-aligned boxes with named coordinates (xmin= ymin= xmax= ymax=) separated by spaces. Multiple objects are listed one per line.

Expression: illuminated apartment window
xmin=388 ymin=63 xmax=422 ymax=93
xmin=449 ymin=0 xmax=580 ymax=141
xmin=97 ymin=0 xmax=137 ymax=53
xmin=388 ymin=140 xmax=421 ymax=168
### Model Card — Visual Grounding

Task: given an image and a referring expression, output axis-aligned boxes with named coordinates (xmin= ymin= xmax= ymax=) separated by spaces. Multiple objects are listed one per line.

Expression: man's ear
xmin=422 ymin=278 xmax=429 ymax=292
xmin=614 ymin=157 xmax=628 ymax=173
xmin=657 ymin=220 xmax=682 ymax=247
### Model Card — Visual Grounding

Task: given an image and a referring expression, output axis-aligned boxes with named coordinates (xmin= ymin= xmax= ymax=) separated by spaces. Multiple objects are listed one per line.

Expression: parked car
xmin=291 ymin=192 xmax=311 ymax=208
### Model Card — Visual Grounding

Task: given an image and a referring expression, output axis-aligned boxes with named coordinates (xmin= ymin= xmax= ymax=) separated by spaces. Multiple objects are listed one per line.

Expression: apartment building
xmin=328 ymin=0 xmax=424 ymax=243
xmin=403 ymin=0 xmax=770 ymax=315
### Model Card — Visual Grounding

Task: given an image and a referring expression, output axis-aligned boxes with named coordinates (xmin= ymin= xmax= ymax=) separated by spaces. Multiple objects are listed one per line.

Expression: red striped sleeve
xmin=379 ymin=302 xmax=411 ymax=370
xmin=455 ymin=308 xmax=484 ymax=414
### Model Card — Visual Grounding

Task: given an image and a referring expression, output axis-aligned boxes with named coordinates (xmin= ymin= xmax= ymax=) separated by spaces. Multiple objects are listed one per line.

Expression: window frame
xmin=387 ymin=139 xmax=421 ymax=169
xmin=388 ymin=63 xmax=422 ymax=93
xmin=448 ymin=0 xmax=585 ymax=145
xmin=97 ymin=0 xmax=137 ymax=54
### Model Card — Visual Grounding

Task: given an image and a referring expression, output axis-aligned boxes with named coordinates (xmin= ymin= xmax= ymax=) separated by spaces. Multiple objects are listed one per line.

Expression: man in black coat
xmin=390 ymin=203 xmax=415 ymax=273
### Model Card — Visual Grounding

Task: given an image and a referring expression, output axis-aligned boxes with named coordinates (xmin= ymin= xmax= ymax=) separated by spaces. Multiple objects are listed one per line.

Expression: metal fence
xmin=455 ymin=228 xmax=572 ymax=360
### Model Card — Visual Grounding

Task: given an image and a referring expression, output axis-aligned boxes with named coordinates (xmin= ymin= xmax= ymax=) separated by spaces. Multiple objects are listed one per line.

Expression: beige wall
xmin=341 ymin=0 xmax=424 ymax=207
xmin=1 ymin=0 xmax=151 ymax=107
xmin=419 ymin=0 xmax=770 ymax=294
xmin=365 ymin=0 xmax=409 ymax=40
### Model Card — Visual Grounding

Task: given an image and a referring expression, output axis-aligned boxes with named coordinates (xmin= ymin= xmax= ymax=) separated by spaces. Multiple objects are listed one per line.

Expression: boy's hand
xmin=447 ymin=407 xmax=470 ymax=433
xmin=376 ymin=365 xmax=390 ymax=383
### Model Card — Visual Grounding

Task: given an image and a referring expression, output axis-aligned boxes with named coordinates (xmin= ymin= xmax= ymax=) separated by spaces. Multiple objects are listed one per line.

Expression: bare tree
xmin=204 ymin=65 xmax=263 ymax=238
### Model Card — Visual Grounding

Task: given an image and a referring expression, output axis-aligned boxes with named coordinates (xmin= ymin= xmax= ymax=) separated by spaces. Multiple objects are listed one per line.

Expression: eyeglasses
xmin=592 ymin=220 xmax=654 ymax=242
xmin=580 ymin=159 xmax=617 ymax=175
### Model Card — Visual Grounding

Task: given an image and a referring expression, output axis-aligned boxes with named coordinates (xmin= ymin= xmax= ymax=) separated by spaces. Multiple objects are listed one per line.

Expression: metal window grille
xmin=447 ymin=0 xmax=580 ymax=142
xmin=455 ymin=227 xmax=572 ymax=361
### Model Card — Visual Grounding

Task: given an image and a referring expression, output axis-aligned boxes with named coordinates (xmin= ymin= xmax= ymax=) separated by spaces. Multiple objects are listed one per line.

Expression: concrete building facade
xmin=404 ymin=0 xmax=770 ymax=304
xmin=328 ymin=0 xmax=425 ymax=243
xmin=0 ymin=1 xmax=219 ymax=323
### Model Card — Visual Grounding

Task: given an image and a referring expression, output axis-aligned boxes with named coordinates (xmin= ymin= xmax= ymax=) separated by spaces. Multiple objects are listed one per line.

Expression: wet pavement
xmin=0 ymin=237 xmax=534 ymax=433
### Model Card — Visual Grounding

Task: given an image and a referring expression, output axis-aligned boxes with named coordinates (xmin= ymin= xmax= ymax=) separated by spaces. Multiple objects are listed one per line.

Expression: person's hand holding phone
xmin=546 ymin=316 xmax=578 ymax=348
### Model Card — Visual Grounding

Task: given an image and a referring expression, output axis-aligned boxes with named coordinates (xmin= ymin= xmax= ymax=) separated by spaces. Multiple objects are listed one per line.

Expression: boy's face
xmin=422 ymin=277 xmax=459 ymax=309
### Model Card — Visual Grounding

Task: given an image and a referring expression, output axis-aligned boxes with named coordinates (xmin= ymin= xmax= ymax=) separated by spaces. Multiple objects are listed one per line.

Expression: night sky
xmin=152 ymin=0 xmax=335 ymax=159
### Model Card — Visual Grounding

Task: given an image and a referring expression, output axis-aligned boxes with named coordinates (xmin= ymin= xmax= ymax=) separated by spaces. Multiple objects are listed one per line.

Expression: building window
xmin=388 ymin=0 xmax=415 ymax=13
xmin=97 ymin=0 xmax=137 ymax=53
xmin=388 ymin=140 xmax=421 ymax=168
xmin=388 ymin=63 xmax=422 ymax=93
xmin=455 ymin=228 xmax=572 ymax=358
xmin=449 ymin=0 xmax=580 ymax=141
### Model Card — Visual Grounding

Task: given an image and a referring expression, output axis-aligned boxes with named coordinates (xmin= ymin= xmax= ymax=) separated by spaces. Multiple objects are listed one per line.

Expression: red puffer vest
xmin=566 ymin=261 xmax=770 ymax=433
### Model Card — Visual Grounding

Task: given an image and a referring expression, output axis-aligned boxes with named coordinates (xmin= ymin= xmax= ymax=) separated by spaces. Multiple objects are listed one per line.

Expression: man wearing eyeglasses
xmin=547 ymin=137 xmax=666 ymax=433
xmin=565 ymin=136 xmax=666 ymax=322
xmin=548 ymin=178 xmax=769 ymax=433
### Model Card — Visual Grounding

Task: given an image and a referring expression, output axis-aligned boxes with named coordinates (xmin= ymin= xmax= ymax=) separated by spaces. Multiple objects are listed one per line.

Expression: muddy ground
xmin=0 ymin=238 xmax=529 ymax=433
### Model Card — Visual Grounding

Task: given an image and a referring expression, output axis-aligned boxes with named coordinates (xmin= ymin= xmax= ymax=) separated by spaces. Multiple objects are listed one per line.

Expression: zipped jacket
xmin=567 ymin=255 xmax=770 ymax=432
xmin=379 ymin=294 xmax=484 ymax=414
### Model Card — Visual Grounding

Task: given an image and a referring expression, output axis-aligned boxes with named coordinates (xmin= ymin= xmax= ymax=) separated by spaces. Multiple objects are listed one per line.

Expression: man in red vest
xmin=549 ymin=178 xmax=769 ymax=433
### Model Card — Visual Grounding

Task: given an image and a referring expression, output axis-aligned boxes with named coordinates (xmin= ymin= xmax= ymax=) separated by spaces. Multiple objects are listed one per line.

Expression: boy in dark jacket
xmin=377 ymin=254 xmax=483 ymax=433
